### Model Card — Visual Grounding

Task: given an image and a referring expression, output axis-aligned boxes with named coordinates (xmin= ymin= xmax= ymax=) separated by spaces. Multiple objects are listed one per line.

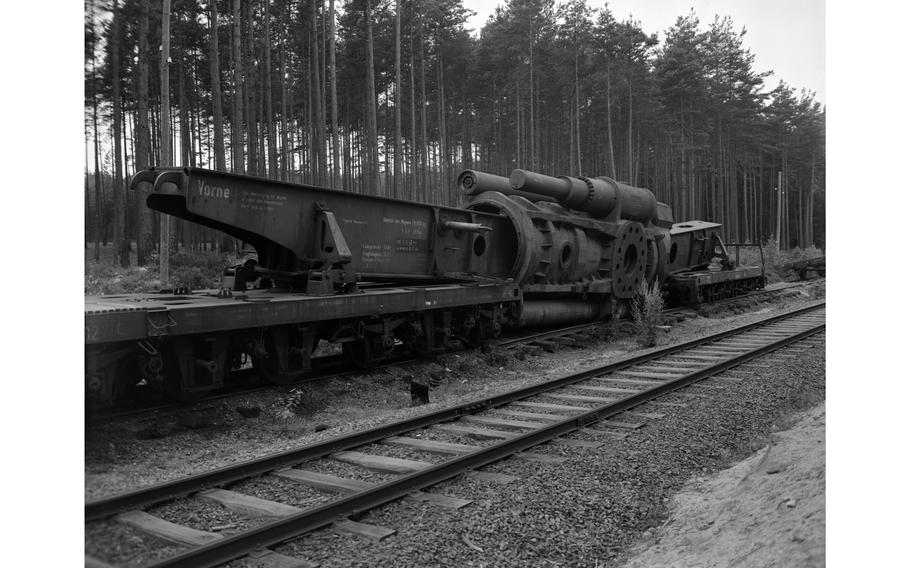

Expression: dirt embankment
xmin=620 ymin=403 xmax=825 ymax=568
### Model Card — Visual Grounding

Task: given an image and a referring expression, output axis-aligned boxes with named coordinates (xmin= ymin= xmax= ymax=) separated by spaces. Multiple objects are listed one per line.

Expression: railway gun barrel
xmin=508 ymin=168 xmax=659 ymax=223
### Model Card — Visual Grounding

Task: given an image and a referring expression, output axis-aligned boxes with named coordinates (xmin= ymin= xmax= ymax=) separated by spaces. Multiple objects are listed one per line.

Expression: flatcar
xmin=85 ymin=167 xmax=763 ymax=405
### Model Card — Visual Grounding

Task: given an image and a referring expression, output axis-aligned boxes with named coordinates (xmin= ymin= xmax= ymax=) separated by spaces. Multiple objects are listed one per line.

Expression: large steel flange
xmin=610 ymin=221 xmax=648 ymax=299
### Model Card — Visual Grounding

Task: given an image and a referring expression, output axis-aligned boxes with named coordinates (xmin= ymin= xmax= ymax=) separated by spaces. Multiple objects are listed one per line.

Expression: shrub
xmin=170 ymin=250 xmax=231 ymax=289
xmin=84 ymin=263 xmax=160 ymax=295
xmin=731 ymin=239 xmax=824 ymax=283
xmin=85 ymin=247 xmax=232 ymax=295
xmin=631 ymin=280 xmax=665 ymax=347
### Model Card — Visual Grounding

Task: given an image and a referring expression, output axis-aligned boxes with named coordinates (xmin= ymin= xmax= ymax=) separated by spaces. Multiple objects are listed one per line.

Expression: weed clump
xmin=273 ymin=385 xmax=328 ymax=418
xmin=631 ymin=280 xmax=666 ymax=347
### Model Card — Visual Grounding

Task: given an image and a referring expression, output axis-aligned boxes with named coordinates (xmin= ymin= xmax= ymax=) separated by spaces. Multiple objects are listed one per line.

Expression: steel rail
xmin=493 ymin=321 xmax=607 ymax=348
xmin=86 ymin=302 xmax=824 ymax=523
xmin=136 ymin=303 xmax=824 ymax=568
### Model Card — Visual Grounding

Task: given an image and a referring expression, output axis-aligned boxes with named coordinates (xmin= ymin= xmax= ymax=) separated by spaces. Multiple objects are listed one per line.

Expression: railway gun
xmin=85 ymin=167 xmax=763 ymax=406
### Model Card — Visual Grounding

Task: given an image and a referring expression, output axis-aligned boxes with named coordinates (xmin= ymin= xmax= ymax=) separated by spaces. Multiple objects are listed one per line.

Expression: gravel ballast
xmin=85 ymin=288 xmax=825 ymax=567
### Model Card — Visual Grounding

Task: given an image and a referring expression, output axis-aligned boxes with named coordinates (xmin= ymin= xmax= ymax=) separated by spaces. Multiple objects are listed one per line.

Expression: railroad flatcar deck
xmin=85 ymin=282 xmax=521 ymax=345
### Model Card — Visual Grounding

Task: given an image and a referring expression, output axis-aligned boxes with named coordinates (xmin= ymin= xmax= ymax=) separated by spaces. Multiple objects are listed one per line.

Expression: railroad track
xmin=85 ymin=302 xmax=824 ymax=568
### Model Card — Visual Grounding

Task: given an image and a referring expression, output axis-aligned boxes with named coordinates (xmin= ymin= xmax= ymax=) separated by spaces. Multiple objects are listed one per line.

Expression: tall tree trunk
xmin=160 ymin=0 xmax=172 ymax=284
xmin=179 ymin=60 xmax=193 ymax=166
xmin=409 ymin=49 xmax=418 ymax=201
xmin=393 ymin=0 xmax=402 ymax=199
xmin=208 ymin=0 xmax=226 ymax=171
xmin=134 ymin=0 xmax=151 ymax=264
xmin=232 ymin=0 xmax=244 ymax=174
xmin=604 ymin=63 xmax=615 ymax=177
xmin=311 ymin=0 xmax=326 ymax=186
xmin=365 ymin=0 xmax=379 ymax=195
xmin=528 ymin=11 xmax=535 ymax=170
xmin=245 ymin=1 xmax=259 ymax=177
xmin=627 ymin=77 xmax=633 ymax=183
xmin=90 ymin=0 xmax=102 ymax=262
xmin=328 ymin=0 xmax=339 ymax=188
xmin=574 ymin=47 xmax=582 ymax=175
xmin=437 ymin=51 xmax=448 ymax=204
xmin=417 ymin=4 xmax=428 ymax=195
xmin=279 ymin=1 xmax=290 ymax=181
xmin=264 ymin=0 xmax=276 ymax=179
xmin=808 ymin=149 xmax=816 ymax=246
xmin=111 ymin=0 xmax=129 ymax=268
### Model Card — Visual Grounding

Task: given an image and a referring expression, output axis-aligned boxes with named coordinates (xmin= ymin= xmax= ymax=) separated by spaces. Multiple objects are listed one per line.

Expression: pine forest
xmin=84 ymin=0 xmax=825 ymax=269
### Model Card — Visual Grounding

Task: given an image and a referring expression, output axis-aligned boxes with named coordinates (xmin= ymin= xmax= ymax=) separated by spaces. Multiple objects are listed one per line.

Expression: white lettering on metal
xmin=197 ymin=180 xmax=232 ymax=199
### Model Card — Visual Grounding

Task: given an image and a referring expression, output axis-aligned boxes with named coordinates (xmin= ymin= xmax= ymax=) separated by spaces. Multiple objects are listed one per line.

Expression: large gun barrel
xmin=509 ymin=169 xmax=657 ymax=223
xmin=458 ymin=169 xmax=556 ymax=203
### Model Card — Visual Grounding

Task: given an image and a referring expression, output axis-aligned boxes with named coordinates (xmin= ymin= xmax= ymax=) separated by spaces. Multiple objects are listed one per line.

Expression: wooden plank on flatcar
xmin=116 ymin=510 xmax=223 ymax=546
xmin=434 ymin=423 xmax=517 ymax=440
xmin=198 ymin=488 xmax=302 ymax=518
xmin=332 ymin=519 xmax=396 ymax=541
xmin=272 ymin=469 xmax=373 ymax=493
xmin=382 ymin=436 xmax=478 ymax=455
xmin=331 ymin=451 xmax=432 ymax=473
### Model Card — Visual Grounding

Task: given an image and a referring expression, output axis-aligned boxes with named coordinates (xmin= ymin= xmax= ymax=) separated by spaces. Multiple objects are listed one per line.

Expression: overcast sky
xmin=461 ymin=0 xmax=825 ymax=103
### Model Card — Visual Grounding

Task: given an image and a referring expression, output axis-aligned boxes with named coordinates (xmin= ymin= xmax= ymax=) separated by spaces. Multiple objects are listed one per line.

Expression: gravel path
xmin=84 ymin=288 xmax=825 ymax=567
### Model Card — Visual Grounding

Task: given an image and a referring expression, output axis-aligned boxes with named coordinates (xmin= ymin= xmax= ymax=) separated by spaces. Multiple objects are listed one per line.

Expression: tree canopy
xmin=85 ymin=0 xmax=825 ymax=266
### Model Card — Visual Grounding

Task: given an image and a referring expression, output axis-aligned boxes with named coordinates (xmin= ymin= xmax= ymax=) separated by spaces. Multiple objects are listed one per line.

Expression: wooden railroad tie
xmin=331 ymin=451 xmax=432 ymax=474
xmin=115 ymin=510 xmax=223 ymax=547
